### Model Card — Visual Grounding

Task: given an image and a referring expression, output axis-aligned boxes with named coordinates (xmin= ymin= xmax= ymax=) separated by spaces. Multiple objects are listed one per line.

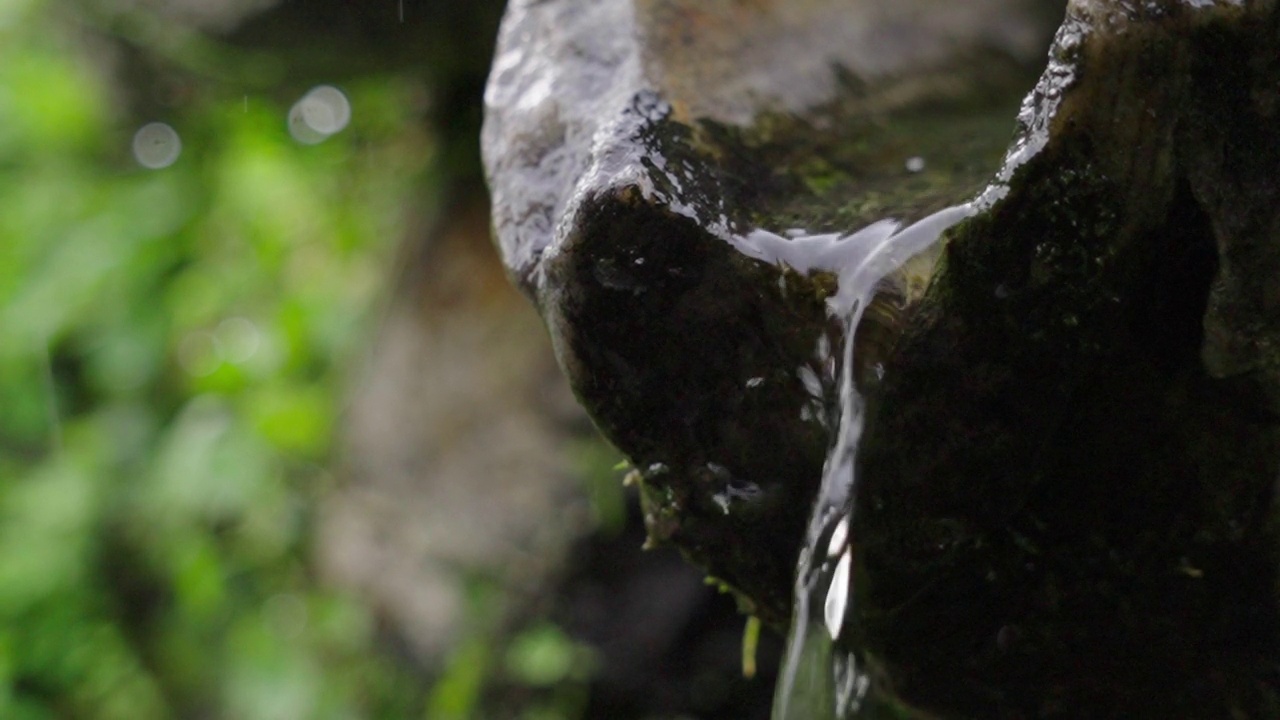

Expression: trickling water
xmin=742 ymin=205 xmax=974 ymax=720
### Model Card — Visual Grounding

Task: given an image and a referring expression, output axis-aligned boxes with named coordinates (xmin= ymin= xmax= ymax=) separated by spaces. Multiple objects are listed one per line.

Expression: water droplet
xmin=132 ymin=122 xmax=182 ymax=169
xmin=826 ymin=515 xmax=849 ymax=558
xmin=824 ymin=550 xmax=852 ymax=639
xmin=798 ymin=366 xmax=823 ymax=398
xmin=713 ymin=493 xmax=732 ymax=514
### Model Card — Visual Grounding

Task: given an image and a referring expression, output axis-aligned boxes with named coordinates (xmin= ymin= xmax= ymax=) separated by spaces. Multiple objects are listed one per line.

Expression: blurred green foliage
xmin=0 ymin=0 xmax=496 ymax=717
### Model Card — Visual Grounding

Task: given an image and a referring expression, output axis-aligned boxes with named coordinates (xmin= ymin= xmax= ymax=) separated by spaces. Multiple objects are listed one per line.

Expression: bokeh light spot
xmin=216 ymin=317 xmax=262 ymax=364
xmin=289 ymin=85 xmax=351 ymax=144
xmin=132 ymin=121 xmax=182 ymax=169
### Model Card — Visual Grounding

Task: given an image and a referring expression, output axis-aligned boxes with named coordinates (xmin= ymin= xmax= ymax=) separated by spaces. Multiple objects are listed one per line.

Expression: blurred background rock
xmin=0 ymin=0 xmax=778 ymax=718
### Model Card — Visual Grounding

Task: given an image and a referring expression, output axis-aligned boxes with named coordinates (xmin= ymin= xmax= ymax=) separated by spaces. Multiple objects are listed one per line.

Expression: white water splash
xmin=767 ymin=203 xmax=972 ymax=720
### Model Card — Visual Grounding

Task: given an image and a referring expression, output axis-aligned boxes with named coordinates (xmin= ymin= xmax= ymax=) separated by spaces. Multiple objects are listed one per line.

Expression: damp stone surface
xmin=484 ymin=0 xmax=1280 ymax=717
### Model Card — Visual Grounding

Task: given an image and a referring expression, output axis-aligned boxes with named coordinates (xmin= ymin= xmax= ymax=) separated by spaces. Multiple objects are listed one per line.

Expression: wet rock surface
xmin=854 ymin=2 xmax=1280 ymax=716
xmin=486 ymin=0 xmax=1280 ymax=716
xmin=483 ymin=0 xmax=1056 ymax=629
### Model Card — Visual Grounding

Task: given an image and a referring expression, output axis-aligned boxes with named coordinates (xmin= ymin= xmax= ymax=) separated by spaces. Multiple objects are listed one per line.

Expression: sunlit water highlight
xmin=742 ymin=205 xmax=973 ymax=720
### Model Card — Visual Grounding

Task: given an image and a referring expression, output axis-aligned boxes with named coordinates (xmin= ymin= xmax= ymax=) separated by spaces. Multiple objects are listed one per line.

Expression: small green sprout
xmin=742 ymin=616 xmax=762 ymax=679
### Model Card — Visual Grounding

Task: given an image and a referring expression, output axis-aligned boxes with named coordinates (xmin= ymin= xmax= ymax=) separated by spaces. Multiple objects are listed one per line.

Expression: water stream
xmin=737 ymin=206 xmax=974 ymax=720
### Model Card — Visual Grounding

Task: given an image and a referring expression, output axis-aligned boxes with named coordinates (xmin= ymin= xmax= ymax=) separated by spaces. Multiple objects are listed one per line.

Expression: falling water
xmin=743 ymin=205 xmax=973 ymax=720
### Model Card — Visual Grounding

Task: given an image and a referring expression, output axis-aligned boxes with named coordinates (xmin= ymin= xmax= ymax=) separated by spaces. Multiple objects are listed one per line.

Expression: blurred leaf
xmin=742 ymin=616 xmax=762 ymax=679
xmin=0 ymin=459 xmax=95 ymax=615
xmin=504 ymin=624 xmax=593 ymax=688
xmin=0 ymin=1 xmax=447 ymax=718
xmin=247 ymin=383 xmax=332 ymax=456
xmin=426 ymin=637 xmax=491 ymax=720
xmin=0 ymin=43 xmax=105 ymax=154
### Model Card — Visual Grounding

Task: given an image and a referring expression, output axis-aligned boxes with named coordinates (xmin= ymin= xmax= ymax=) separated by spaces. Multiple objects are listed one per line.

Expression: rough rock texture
xmin=852 ymin=2 xmax=1280 ymax=717
xmin=483 ymin=0 xmax=1058 ymax=628
xmin=486 ymin=0 xmax=1280 ymax=716
xmin=484 ymin=0 xmax=1055 ymax=291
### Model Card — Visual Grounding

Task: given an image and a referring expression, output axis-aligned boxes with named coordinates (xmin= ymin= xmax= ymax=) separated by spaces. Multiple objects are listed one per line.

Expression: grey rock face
xmin=483 ymin=0 xmax=1052 ymax=294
